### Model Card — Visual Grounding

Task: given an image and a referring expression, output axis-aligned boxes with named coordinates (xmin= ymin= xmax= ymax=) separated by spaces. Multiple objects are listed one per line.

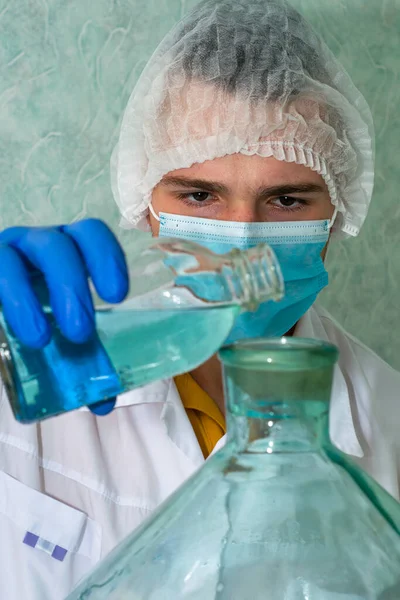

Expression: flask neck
xmin=219 ymin=338 xmax=338 ymax=456
xmin=226 ymin=401 xmax=325 ymax=455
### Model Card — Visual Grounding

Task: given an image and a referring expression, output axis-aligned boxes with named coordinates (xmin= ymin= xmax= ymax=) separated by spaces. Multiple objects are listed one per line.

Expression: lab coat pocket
xmin=0 ymin=470 xmax=102 ymax=600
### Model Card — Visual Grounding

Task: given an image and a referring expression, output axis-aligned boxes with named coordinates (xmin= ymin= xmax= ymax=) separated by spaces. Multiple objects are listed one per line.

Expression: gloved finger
xmin=0 ymin=227 xmax=32 ymax=245
xmin=89 ymin=397 xmax=117 ymax=416
xmin=0 ymin=244 xmax=51 ymax=348
xmin=62 ymin=219 xmax=129 ymax=304
xmin=7 ymin=228 xmax=95 ymax=344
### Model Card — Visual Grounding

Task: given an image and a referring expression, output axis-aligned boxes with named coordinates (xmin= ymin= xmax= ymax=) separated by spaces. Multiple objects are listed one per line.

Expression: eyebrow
xmin=159 ymin=176 xmax=325 ymax=197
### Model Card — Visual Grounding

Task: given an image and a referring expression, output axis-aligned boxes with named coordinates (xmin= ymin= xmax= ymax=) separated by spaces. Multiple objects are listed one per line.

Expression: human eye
xmin=270 ymin=196 xmax=309 ymax=212
xmin=176 ymin=191 xmax=215 ymax=205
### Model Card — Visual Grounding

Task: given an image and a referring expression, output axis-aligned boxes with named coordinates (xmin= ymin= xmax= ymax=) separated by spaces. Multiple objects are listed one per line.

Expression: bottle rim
xmin=219 ymin=337 xmax=338 ymax=371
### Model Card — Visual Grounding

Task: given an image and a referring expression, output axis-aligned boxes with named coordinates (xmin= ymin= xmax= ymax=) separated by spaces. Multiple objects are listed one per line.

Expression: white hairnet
xmin=111 ymin=0 xmax=374 ymax=238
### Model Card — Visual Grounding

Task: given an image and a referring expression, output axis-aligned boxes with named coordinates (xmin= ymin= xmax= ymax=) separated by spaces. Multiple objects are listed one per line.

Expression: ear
xmin=147 ymin=209 xmax=160 ymax=237
xmin=321 ymin=239 xmax=330 ymax=262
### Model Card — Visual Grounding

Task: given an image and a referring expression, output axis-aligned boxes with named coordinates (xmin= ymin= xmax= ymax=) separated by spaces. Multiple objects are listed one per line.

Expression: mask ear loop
xmin=148 ymin=202 xmax=160 ymax=222
xmin=328 ymin=206 xmax=338 ymax=230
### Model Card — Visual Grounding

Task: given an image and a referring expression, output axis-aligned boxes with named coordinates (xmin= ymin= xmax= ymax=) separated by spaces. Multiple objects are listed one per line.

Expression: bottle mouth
xmin=229 ymin=244 xmax=284 ymax=311
xmin=219 ymin=337 xmax=338 ymax=371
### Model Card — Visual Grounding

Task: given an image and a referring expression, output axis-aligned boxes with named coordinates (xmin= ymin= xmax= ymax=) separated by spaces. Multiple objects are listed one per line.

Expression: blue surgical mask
xmin=155 ymin=210 xmax=330 ymax=342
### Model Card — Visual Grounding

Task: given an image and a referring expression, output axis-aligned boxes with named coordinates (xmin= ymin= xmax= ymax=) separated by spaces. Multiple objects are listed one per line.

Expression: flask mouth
xmin=220 ymin=337 xmax=338 ymax=371
xmin=219 ymin=337 xmax=339 ymax=422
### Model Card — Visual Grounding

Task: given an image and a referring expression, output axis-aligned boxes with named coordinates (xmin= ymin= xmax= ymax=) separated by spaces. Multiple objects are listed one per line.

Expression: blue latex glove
xmin=0 ymin=219 xmax=129 ymax=415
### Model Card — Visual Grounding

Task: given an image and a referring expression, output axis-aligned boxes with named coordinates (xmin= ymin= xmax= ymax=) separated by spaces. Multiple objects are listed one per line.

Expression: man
xmin=0 ymin=0 xmax=399 ymax=598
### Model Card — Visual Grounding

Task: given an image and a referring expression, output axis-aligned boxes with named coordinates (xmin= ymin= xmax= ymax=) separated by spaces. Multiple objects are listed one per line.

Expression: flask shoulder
xmin=324 ymin=439 xmax=400 ymax=536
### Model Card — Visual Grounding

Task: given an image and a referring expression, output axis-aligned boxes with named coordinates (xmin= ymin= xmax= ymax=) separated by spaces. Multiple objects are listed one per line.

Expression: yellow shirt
xmin=174 ymin=373 xmax=226 ymax=459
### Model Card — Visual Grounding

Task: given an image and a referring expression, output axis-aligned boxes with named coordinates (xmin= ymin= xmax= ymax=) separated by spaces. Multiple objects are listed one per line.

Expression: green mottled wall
xmin=0 ymin=0 xmax=399 ymax=368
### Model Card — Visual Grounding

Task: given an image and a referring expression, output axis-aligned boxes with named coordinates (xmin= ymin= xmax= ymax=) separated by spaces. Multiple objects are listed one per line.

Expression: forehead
xmin=163 ymin=153 xmax=329 ymax=191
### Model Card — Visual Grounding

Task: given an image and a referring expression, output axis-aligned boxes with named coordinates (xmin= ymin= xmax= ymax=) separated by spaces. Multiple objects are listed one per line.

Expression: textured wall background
xmin=0 ymin=0 xmax=399 ymax=368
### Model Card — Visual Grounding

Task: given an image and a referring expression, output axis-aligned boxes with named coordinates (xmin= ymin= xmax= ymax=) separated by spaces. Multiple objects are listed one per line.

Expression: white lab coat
xmin=0 ymin=303 xmax=399 ymax=599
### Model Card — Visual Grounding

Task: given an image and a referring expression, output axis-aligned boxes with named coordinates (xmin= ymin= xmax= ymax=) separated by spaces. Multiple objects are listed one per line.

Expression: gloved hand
xmin=0 ymin=219 xmax=129 ymax=348
xmin=0 ymin=219 xmax=129 ymax=416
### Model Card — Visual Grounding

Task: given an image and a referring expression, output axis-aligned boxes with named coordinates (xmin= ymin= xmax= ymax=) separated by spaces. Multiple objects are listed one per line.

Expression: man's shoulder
xmin=314 ymin=304 xmax=400 ymax=385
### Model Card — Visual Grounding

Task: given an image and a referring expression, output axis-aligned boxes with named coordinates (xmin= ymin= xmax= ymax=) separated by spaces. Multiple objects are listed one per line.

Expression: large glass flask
xmin=0 ymin=236 xmax=283 ymax=423
xmin=67 ymin=338 xmax=400 ymax=600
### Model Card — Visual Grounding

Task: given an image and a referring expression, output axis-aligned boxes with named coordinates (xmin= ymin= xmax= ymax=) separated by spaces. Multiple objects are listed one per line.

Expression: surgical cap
xmin=111 ymin=0 xmax=374 ymax=238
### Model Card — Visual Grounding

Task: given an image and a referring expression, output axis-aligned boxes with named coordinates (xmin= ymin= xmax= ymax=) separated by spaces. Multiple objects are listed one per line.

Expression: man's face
xmin=149 ymin=153 xmax=334 ymax=238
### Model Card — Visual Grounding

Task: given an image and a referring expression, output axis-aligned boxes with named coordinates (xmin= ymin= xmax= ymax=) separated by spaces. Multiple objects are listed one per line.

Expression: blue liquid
xmin=1 ymin=305 xmax=239 ymax=423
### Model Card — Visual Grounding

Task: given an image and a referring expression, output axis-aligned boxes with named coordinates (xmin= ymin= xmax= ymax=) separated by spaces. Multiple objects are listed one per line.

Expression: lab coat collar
xmin=295 ymin=305 xmax=364 ymax=458
xmin=111 ymin=379 xmax=204 ymax=467
xmin=113 ymin=379 xmax=171 ymax=408
xmin=79 ymin=379 xmax=171 ymax=412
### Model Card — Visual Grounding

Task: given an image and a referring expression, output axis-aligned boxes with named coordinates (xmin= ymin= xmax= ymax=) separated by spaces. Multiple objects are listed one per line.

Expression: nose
xmin=222 ymin=201 xmax=259 ymax=223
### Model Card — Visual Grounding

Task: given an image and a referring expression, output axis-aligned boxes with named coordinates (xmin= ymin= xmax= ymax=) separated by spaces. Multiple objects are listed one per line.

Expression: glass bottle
xmin=67 ymin=338 xmax=400 ymax=600
xmin=0 ymin=235 xmax=283 ymax=423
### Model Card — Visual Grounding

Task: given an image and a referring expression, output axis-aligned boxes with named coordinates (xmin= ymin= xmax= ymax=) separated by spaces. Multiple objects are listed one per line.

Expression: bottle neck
xmin=226 ymin=245 xmax=284 ymax=310
xmin=131 ymin=238 xmax=283 ymax=311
